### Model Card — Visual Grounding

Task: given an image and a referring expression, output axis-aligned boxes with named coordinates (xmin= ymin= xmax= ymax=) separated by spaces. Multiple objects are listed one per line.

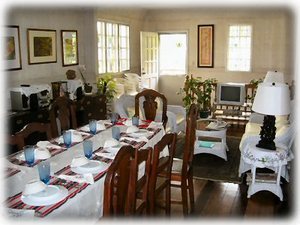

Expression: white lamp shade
xmin=264 ymin=71 xmax=284 ymax=83
xmin=252 ymin=83 xmax=290 ymax=116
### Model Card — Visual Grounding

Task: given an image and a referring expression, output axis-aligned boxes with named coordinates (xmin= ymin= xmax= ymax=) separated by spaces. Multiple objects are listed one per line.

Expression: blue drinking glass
xmin=110 ymin=113 xmax=119 ymax=125
xmin=24 ymin=145 xmax=35 ymax=166
xmin=63 ymin=130 xmax=72 ymax=148
xmin=132 ymin=116 xmax=139 ymax=126
xmin=83 ymin=140 xmax=93 ymax=159
xmin=112 ymin=127 xmax=120 ymax=141
xmin=89 ymin=120 xmax=97 ymax=135
xmin=38 ymin=161 xmax=51 ymax=184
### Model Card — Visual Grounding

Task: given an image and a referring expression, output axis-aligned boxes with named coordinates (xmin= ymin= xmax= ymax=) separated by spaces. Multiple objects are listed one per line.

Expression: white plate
xmin=71 ymin=160 xmax=109 ymax=174
xmin=129 ymin=130 xmax=148 ymax=137
xmin=21 ymin=185 xmax=68 ymax=206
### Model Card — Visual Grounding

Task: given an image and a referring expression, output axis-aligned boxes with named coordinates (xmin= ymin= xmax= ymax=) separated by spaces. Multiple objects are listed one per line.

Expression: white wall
xmin=145 ymin=7 xmax=294 ymax=83
xmin=5 ymin=7 xmax=147 ymax=89
xmin=6 ymin=8 xmax=96 ymax=87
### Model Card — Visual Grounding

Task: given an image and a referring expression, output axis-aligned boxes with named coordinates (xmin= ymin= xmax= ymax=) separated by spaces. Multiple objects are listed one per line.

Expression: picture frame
xmin=27 ymin=28 xmax=57 ymax=64
xmin=61 ymin=30 xmax=78 ymax=67
xmin=197 ymin=25 xmax=214 ymax=68
xmin=4 ymin=25 xmax=22 ymax=70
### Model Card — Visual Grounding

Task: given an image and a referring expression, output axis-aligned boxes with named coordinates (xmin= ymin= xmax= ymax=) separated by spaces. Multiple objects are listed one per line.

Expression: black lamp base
xmin=256 ymin=115 xmax=277 ymax=150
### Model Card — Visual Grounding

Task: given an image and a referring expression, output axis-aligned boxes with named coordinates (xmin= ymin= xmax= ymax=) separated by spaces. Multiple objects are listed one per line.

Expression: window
xmin=227 ymin=25 xmax=252 ymax=72
xmin=159 ymin=33 xmax=187 ymax=75
xmin=97 ymin=21 xmax=130 ymax=74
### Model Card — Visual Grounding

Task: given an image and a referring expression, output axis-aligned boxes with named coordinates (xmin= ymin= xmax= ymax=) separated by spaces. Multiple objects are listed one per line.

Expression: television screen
xmin=220 ymin=86 xmax=241 ymax=102
xmin=217 ymin=83 xmax=245 ymax=105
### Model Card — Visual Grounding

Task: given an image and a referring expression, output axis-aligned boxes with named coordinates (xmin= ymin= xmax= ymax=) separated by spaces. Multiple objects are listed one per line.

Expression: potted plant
xmin=196 ymin=78 xmax=217 ymax=118
xmin=246 ymin=78 xmax=263 ymax=102
xmin=178 ymin=75 xmax=217 ymax=118
xmin=96 ymin=73 xmax=117 ymax=103
xmin=178 ymin=74 xmax=202 ymax=111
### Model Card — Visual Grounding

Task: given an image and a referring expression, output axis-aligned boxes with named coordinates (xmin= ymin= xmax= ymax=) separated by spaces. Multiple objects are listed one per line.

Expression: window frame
xmin=226 ymin=24 xmax=253 ymax=72
xmin=97 ymin=20 xmax=130 ymax=74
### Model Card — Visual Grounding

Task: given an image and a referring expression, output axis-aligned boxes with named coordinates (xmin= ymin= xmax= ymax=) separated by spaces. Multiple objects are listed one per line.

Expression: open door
xmin=140 ymin=32 xmax=159 ymax=90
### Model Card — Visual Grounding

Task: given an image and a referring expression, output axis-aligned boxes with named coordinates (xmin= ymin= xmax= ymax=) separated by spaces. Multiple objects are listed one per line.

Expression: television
xmin=217 ymin=83 xmax=245 ymax=105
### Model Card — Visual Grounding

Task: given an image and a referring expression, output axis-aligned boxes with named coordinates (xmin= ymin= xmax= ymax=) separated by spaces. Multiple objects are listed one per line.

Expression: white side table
xmin=242 ymin=143 xmax=289 ymax=201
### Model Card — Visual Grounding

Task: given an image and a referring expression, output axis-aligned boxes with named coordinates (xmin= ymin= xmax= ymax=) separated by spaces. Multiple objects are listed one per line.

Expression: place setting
xmin=55 ymin=139 xmax=111 ymax=183
xmin=53 ymin=129 xmax=91 ymax=148
xmin=7 ymin=160 xmax=69 ymax=217
xmin=7 ymin=145 xmax=52 ymax=167
xmin=78 ymin=119 xmax=108 ymax=135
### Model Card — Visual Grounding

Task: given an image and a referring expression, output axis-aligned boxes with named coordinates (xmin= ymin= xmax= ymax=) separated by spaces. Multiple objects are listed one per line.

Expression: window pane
xmin=227 ymin=25 xmax=252 ymax=72
xmin=97 ymin=21 xmax=129 ymax=73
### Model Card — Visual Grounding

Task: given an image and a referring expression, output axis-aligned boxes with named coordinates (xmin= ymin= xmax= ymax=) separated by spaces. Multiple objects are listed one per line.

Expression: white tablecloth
xmin=4 ymin=121 xmax=166 ymax=221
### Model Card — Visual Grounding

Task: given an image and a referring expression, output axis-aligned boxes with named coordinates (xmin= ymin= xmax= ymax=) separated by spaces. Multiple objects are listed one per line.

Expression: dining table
xmin=3 ymin=118 xmax=167 ymax=221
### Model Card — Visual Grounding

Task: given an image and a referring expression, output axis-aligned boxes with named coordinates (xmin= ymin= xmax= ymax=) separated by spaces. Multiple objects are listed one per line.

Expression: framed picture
xmin=197 ymin=25 xmax=214 ymax=68
xmin=27 ymin=28 xmax=57 ymax=64
xmin=61 ymin=30 xmax=79 ymax=66
xmin=4 ymin=25 xmax=22 ymax=70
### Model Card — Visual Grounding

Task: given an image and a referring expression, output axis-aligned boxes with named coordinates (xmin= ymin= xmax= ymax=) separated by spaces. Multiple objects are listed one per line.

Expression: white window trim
xmin=97 ymin=20 xmax=130 ymax=74
xmin=226 ymin=23 xmax=253 ymax=73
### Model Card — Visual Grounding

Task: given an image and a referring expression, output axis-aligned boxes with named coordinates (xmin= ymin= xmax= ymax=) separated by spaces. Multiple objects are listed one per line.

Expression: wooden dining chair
xmin=127 ymin=147 xmax=152 ymax=216
xmin=135 ymin=89 xmax=168 ymax=129
xmin=170 ymin=103 xmax=198 ymax=216
xmin=77 ymin=94 xmax=107 ymax=126
xmin=148 ymin=133 xmax=177 ymax=215
xmin=49 ymin=96 xmax=77 ymax=137
xmin=15 ymin=122 xmax=52 ymax=146
xmin=103 ymin=145 xmax=134 ymax=216
xmin=7 ymin=134 xmax=25 ymax=155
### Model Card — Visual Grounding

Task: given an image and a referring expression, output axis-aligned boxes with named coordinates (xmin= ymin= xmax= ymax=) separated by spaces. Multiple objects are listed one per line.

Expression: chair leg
xmin=181 ymin=179 xmax=189 ymax=216
xmin=165 ymin=184 xmax=171 ymax=216
xmin=149 ymin=191 xmax=155 ymax=215
xmin=188 ymin=174 xmax=195 ymax=214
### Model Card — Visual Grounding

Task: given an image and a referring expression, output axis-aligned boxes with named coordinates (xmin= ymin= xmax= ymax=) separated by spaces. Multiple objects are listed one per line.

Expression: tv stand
xmin=212 ymin=103 xmax=252 ymax=126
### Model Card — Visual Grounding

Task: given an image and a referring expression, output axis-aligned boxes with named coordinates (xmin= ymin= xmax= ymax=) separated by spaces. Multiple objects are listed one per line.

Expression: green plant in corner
xmin=96 ymin=73 xmax=117 ymax=103
xmin=247 ymin=77 xmax=263 ymax=101
xmin=177 ymin=74 xmax=202 ymax=111
xmin=196 ymin=78 xmax=217 ymax=117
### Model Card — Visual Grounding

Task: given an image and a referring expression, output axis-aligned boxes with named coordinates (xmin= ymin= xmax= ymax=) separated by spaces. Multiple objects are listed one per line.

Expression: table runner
xmin=5 ymin=167 xmax=21 ymax=178
xmin=5 ymin=176 xmax=89 ymax=217
xmin=7 ymin=145 xmax=67 ymax=167
xmin=51 ymin=131 xmax=92 ymax=148
xmin=6 ymin=156 xmax=111 ymax=217
xmin=78 ymin=123 xmax=113 ymax=135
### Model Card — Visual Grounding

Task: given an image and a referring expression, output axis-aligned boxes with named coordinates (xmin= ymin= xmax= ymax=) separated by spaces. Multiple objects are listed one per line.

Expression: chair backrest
xmin=135 ymin=89 xmax=168 ymax=129
xmin=127 ymin=147 xmax=152 ymax=215
xmin=78 ymin=94 xmax=106 ymax=124
xmin=49 ymin=96 xmax=77 ymax=137
xmin=103 ymin=145 xmax=134 ymax=216
xmin=114 ymin=94 xmax=136 ymax=118
xmin=15 ymin=122 xmax=52 ymax=146
xmin=181 ymin=104 xmax=198 ymax=175
xmin=149 ymin=132 xmax=177 ymax=195
xmin=7 ymin=134 xmax=24 ymax=155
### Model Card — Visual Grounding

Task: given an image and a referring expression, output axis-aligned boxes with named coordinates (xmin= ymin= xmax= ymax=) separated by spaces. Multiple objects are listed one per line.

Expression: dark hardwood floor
xmin=158 ymin=177 xmax=294 ymax=219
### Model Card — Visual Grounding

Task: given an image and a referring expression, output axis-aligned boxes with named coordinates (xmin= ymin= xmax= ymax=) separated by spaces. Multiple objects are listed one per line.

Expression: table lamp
xmin=264 ymin=71 xmax=284 ymax=83
xmin=252 ymin=82 xmax=290 ymax=150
